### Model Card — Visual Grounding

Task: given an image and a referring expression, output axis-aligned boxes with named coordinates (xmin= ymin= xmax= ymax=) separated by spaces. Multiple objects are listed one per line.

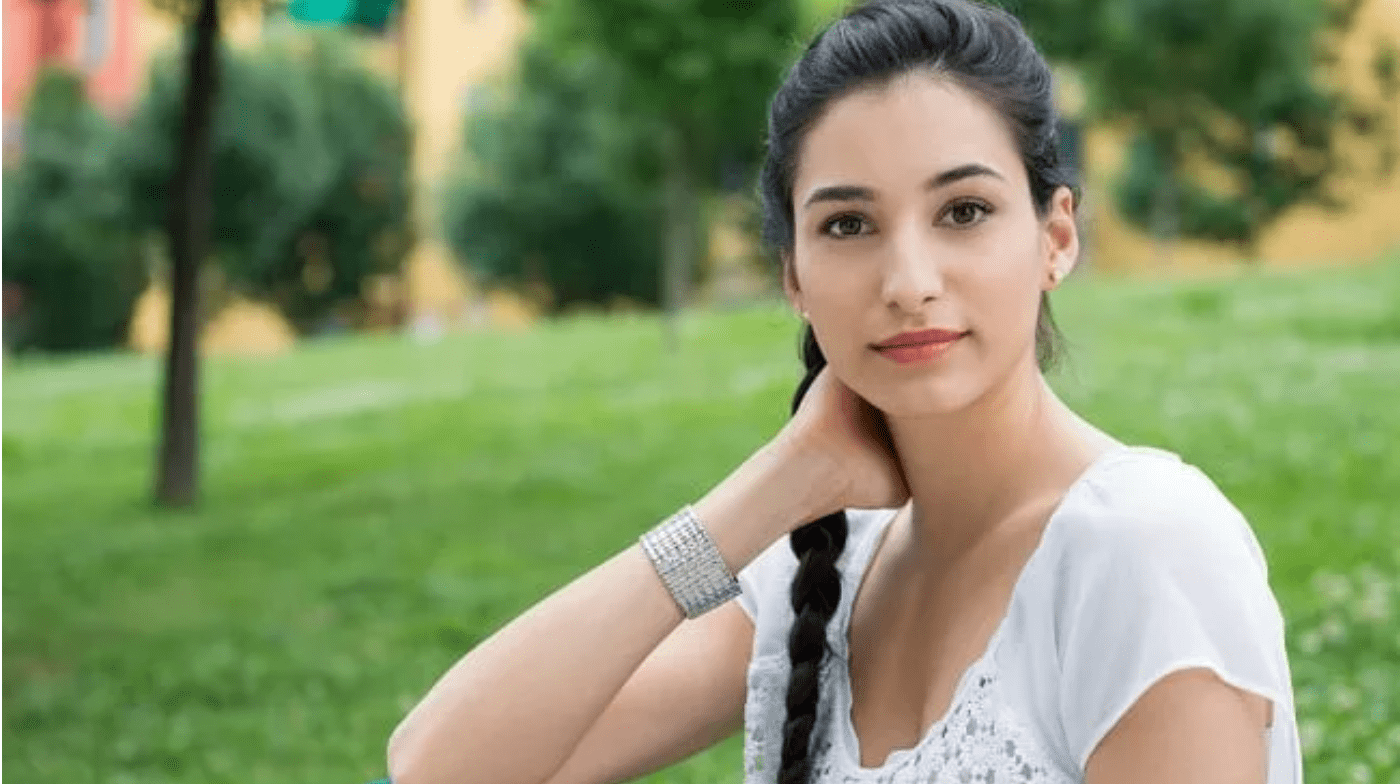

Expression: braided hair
xmin=760 ymin=2 xmax=1075 ymax=781
xmin=778 ymin=328 xmax=848 ymax=784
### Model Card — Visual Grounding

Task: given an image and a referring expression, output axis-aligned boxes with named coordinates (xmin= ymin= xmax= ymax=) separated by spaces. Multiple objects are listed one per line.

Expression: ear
xmin=781 ymin=252 xmax=807 ymax=318
xmin=1042 ymin=185 xmax=1080 ymax=290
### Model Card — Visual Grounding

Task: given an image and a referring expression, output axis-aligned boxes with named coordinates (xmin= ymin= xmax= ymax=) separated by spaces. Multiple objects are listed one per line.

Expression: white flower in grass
xmin=1368 ymin=736 xmax=1395 ymax=769
xmin=1299 ymin=718 xmax=1325 ymax=756
xmin=1353 ymin=566 xmax=1393 ymax=624
xmin=1328 ymin=684 xmax=1360 ymax=713
xmin=1319 ymin=614 xmax=1347 ymax=644
xmin=1298 ymin=628 xmax=1324 ymax=655
xmin=1312 ymin=570 xmax=1351 ymax=606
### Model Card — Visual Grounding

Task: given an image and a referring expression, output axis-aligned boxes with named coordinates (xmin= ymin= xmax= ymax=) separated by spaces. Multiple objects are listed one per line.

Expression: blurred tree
xmin=120 ymin=40 xmax=335 ymax=293
xmin=120 ymin=31 xmax=409 ymax=331
xmin=1009 ymin=0 xmax=1398 ymax=262
xmin=442 ymin=41 xmax=663 ymax=312
xmin=533 ymin=0 xmax=800 ymax=345
xmin=125 ymin=0 xmax=410 ymax=505
xmin=251 ymin=30 xmax=411 ymax=333
xmin=2 ymin=69 xmax=145 ymax=352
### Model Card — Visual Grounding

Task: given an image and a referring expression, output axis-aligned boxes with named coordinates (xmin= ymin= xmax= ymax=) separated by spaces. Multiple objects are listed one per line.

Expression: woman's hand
xmin=776 ymin=365 xmax=910 ymax=517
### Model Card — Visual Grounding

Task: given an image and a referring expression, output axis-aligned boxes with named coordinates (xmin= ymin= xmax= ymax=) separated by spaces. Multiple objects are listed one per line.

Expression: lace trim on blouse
xmin=743 ymin=650 xmax=1074 ymax=783
xmin=741 ymin=507 xmax=1075 ymax=784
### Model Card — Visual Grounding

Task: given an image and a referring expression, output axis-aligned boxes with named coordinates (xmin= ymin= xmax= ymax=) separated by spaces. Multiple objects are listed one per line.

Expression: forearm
xmin=387 ymin=543 xmax=685 ymax=784
xmin=385 ymin=438 xmax=841 ymax=784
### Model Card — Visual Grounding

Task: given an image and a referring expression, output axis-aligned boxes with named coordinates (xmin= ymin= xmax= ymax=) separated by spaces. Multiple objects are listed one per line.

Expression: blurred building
xmin=3 ymin=0 xmax=140 ymax=160
xmin=2 ymin=0 xmax=266 ymax=155
xmin=400 ymin=0 xmax=1398 ymax=277
xmin=354 ymin=0 xmax=538 ymax=336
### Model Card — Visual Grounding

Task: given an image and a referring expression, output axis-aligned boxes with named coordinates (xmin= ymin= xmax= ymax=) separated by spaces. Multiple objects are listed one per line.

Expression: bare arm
xmin=540 ymin=599 xmax=754 ymax=784
xmin=385 ymin=435 xmax=845 ymax=784
xmin=1082 ymin=668 xmax=1273 ymax=784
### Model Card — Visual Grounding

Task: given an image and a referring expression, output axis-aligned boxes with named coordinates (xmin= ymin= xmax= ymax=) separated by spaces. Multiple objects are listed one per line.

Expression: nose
xmin=881 ymin=221 xmax=944 ymax=315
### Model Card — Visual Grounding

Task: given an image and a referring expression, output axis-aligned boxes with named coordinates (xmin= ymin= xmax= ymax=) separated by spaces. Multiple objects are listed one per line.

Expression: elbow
xmin=386 ymin=720 xmax=426 ymax=784
xmin=386 ymin=720 xmax=475 ymax=784
xmin=386 ymin=712 xmax=535 ymax=784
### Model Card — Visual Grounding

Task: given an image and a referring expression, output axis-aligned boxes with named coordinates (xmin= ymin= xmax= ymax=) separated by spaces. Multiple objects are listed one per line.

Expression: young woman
xmin=383 ymin=2 xmax=1302 ymax=783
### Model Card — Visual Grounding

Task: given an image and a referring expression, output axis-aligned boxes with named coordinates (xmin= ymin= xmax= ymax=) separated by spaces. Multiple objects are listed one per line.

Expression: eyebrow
xmin=801 ymin=163 xmax=1006 ymax=210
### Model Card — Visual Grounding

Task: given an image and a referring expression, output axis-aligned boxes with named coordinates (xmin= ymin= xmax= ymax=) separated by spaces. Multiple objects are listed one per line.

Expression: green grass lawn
xmin=5 ymin=254 xmax=1399 ymax=784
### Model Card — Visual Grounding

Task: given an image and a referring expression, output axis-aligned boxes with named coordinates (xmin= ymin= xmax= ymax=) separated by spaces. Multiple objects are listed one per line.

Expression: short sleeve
xmin=735 ymin=534 xmax=795 ymax=622
xmin=1055 ymin=472 xmax=1294 ymax=775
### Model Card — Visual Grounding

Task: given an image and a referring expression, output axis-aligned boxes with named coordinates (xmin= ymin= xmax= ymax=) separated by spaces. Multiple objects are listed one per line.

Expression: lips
xmin=872 ymin=328 xmax=967 ymax=349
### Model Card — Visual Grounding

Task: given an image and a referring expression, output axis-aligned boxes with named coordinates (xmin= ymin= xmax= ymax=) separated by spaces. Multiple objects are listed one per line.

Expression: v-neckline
xmin=831 ymin=444 xmax=1170 ymax=773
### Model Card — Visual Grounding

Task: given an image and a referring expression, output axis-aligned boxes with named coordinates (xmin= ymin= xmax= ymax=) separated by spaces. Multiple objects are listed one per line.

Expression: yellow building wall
xmin=1081 ymin=0 xmax=1400 ymax=273
xmin=133 ymin=1 xmax=265 ymax=71
xmin=128 ymin=285 xmax=297 ymax=357
xmin=395 ymin=0 xmax=533 ymax=329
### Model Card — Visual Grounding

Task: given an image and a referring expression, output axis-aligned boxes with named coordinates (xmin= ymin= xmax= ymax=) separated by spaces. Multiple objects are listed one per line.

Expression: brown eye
xmin=823 ymin=214 xmax=870 ymax=238
xmin=942 ymin=200 xmax=992 ymax=227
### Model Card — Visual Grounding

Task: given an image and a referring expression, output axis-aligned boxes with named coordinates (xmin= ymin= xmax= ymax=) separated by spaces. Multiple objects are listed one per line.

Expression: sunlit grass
xmin=5 ymin=252 xmax=1398 ymax=783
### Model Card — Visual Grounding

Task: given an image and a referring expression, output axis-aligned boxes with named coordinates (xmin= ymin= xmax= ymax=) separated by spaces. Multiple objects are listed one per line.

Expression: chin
xmin=855 ymin=370 xmax=987 ymax=419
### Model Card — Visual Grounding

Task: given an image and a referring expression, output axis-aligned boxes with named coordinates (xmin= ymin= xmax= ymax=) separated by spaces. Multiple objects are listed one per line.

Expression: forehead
xmin=794 ymin=72 xmax=1026 ymax=200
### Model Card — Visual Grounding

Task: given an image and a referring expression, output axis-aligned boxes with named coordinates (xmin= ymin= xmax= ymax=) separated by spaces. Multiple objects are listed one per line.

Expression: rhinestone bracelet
xmin=639 ymin=505 xmax=742 ymax=619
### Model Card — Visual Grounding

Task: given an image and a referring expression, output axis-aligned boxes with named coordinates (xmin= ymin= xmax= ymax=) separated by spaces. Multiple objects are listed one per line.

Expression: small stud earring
xmin=1049 ymin=267 xmax=1062 ymax=285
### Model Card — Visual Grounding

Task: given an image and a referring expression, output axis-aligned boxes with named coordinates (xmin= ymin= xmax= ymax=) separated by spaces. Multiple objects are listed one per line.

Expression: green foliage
xmin=1114 ymin=135 xmax=1255 ymax=244
xmin=121 ymin=39 xmax=332 ymax=284
xmin=118 ymin=31 xmax=408 ymax=331
xmin=515 ymin=0 xmax=801 ymax=317
xmin=442 ymin=41 xmax=664 ymax=310
xmin=2 ymin=68 xmax=145 ymax=352
xmin=258 ymin=31 xmax=411 ymax=332
xmin=536 ymin=0 xmax=802 ymax=183
xmin=4 ymin=255 xmax=1400 ymax=783
xmin=1010 ymin=0 xmax=1398 ymax=254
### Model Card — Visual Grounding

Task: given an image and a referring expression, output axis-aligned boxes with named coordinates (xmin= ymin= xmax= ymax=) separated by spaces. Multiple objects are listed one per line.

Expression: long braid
xmin=777 ymin=324 xmax=849 ymax=784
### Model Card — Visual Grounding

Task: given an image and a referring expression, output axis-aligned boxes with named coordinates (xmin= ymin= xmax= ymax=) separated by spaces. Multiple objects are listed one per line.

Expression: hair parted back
xmin=762 ymin=2 xmax=1074 ymax=781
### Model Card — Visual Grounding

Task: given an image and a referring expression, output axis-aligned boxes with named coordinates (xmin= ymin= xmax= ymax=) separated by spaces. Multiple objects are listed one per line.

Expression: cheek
xmin=964 ymin=231 xmax=1045 ymax=338
xmin=805 ymin=295 xmax=864 ymax=364
xmin=976 ymin=219 xmax=1043 ymax=279
xmin=793 ymin=252 xmax=869 ymax=314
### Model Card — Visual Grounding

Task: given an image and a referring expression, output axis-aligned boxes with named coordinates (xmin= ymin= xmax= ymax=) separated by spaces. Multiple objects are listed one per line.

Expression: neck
xmin=884 ymin=353 xmax=1115 ymax=570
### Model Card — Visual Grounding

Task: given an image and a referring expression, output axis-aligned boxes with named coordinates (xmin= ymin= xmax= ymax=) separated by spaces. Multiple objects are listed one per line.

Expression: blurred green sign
xmin=287 ymin=0 xmax=396 ymax=29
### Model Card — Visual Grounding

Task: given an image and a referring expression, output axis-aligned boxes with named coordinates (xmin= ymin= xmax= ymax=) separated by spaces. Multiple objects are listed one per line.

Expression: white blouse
xmin=735 ymin=446 xmax=1303 ymax=783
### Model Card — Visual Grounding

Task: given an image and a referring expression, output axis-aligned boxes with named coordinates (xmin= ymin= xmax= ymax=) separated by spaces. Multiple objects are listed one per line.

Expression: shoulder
xmin=1045 ymin=449 xmax=1297 ymax=780
xmin=1053 ymin=448 xmax=1269 ymax=582
xmin=1043 ymin=447 xmax=1288 ymax=700
xmin=1034 ymin=448 xmax=1282 ymax=667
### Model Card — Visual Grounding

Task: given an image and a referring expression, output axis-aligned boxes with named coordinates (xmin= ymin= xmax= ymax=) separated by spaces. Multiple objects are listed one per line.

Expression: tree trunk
xmin=154 ymin=0 xmax=219 ymax=507
xmin=660 ymin=125 xmax=696 ymax=351
xmin=1150 ymin=147 xmax=1179 ymax=270
xmin=1240 ymin=127 xmax=1268 ymax=267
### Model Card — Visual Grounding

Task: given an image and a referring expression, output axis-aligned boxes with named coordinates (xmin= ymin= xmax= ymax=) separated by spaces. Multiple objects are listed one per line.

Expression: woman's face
xmin=784 ymin=72 xmax=1077 ymax=417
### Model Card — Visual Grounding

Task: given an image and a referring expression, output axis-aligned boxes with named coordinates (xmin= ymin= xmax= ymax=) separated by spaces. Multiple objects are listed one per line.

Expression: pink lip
xmin=872 ymin=328 xmax=967 ymax=349
xmin=872 ymin=330 xmax=965 ymax=365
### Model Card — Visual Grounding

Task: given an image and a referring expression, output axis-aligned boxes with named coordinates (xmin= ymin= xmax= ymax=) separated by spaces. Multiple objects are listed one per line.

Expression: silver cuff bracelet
xmin=639 ymin=505 xmax=742 ymax=619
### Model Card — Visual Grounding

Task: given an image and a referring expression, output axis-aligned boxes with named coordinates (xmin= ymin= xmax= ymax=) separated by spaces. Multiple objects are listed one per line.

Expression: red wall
xmin=3 ymin=0 xmax=142 ymax=122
